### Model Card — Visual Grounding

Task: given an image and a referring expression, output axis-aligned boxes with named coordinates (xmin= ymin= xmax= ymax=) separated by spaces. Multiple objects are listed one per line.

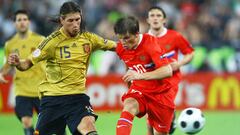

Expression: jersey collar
xmin=133 ymin=34 xmax=143 ymax=49
xmin=148 ymin=27 xmax=167 ymax=37
xmin=60 ymin=27 xmax=68 ymax=38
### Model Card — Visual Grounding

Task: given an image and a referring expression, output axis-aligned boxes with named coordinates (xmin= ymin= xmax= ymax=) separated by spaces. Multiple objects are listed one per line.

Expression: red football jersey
xmin=116 ymin=34 xmax=175 ymax=93
xmin=148 ymin=28 xmax=194 ymax=83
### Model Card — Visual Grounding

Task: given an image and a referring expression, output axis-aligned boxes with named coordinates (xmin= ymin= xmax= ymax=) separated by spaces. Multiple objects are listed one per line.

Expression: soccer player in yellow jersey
xmin=8 ymin=1 xmax=116 ymax=135
xmin=0 ymin=10 xmax=45 ymax=135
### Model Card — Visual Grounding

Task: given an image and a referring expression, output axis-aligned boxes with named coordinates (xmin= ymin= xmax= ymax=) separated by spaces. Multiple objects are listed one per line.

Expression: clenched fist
xmin=8 ymin=53 xmax=20 ymax=66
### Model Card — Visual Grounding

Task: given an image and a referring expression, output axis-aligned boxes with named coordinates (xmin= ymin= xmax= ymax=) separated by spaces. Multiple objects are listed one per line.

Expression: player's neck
xmin=149 ymin=27 xmax=166 ymax=37
xmin=62 ymin=28 xmax=78 ymax=37
xmin=18 ymin=31 xmax=28 ymax=39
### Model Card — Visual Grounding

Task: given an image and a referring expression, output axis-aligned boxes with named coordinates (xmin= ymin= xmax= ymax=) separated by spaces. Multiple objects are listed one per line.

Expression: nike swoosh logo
xmin=117 ymin=125 xmax=128 ymax=128
xmin=158 ymin=125 xmax=166 ymax=128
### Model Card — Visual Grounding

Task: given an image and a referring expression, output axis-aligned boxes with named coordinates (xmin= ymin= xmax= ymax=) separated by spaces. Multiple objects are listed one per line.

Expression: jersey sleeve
xmin=30 ymin=36 xmax=56 ymax=64
xmin=175 ymin=33 xmax=194 ymax=54
xmin=146 ymin=38 xmax=170 ymax=68
xmin=86 ymin=32 xmax=116 ymax=51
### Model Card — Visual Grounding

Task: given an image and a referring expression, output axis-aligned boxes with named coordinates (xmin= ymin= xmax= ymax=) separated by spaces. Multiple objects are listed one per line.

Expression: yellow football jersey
xmin=31 ymin=28 xmax=116 ymax=96
xmin=4 ymin=31 xmax=45 ymax=97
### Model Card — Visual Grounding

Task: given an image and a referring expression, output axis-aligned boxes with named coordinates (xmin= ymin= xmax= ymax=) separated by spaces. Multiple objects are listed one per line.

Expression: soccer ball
xmin=177 ymin=108 xmax=205 ymax=134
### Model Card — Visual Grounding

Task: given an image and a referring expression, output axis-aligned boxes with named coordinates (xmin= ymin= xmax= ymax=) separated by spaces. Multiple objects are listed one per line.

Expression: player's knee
xmin=78 ymin=116 xmax=96 ymax=134
xmin=123 ymin=98 xmax=139 ymax=115
xmin=21 ymin=116 xmax=33 ymax=128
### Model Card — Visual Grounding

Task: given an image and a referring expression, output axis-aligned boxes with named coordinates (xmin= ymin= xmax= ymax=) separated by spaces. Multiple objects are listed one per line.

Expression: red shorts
xmin=121 ymin=87 xmax=177 ymax=132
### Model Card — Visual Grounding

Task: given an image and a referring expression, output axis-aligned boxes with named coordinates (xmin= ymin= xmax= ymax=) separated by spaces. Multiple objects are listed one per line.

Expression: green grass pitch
xmin=0 ymin=111 xmax=239 ymax=135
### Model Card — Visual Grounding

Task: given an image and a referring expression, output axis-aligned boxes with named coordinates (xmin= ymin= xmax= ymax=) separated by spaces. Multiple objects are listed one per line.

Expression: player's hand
xmin=8 ymin=53 xmax=20 ymax=66
xmin=0 ymin=73 xmax=8 ymax=83
xmin=170 ymin=59 xmax=179 ymax=71
xmin=122 ymin=70 xmax=143 ymax=82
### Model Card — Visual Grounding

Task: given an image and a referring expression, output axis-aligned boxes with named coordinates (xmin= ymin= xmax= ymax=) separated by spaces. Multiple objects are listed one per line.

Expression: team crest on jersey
xmin=165 ymin=44 xmax=171 ymax=50
xmin=83 ymin=43 xmax=90 ymax=53
xmin=32 ymin=49 xmax=41 ymax=58
xmin=139 ymin=55 xmax=146 ymax=61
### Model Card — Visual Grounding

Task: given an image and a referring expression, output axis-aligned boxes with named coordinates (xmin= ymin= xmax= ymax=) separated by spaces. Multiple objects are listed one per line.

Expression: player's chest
xmin=55 ymin=39 xmax=92 ymax=60
xmin=157 ymin=38 xmax=176 ymax=52
xmin=121 ymin=50 xmax=152 ymax=67
xmin=10 ymin=40 xmax=37 ymax=58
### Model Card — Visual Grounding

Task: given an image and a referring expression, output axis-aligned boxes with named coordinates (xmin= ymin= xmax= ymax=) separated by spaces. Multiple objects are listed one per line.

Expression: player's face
xmin=147 ymin=9 xmax=166 ymax=30
xmin=117 ymin=33 xmax=139 ymax=50
xmin=61 ymin=12 xmax=81 ymax=37
xmin=15 ymin=14 xmax=30 ymax=33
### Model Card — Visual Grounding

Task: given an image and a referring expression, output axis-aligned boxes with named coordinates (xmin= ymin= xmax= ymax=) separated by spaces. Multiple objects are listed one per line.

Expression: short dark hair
xmin=114 ymin=16 xmax=139 ymax=35
xmin=13 ymin=9 xmax=29 ymax=21
xmin=148 ymin=6 xmax=167 ymax=18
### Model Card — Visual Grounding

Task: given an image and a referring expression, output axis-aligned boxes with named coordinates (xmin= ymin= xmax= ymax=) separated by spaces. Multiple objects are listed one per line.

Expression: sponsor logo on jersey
xmin=72 ymin=43 xmax=77 ymax=48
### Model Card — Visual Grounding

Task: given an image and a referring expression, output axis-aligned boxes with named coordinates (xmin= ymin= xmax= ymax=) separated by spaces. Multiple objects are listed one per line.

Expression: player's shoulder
xmin=4 ymin=33 xmax=19 ymax=48
xmin=81 ymin=31 xmax=98 ymax=39
xmin=48 ymin=30 xmax=62 ymax=39
xmin=30 ymin=32 xmax=45 ymax=39
xmin=116 ymin=41 xmax=125 ymax=54
xmin=38 ymin=30 xmax=63 ymax=49
xmin=5 ymin=33 xmax=17 ymax=44
xmin=142 ymin=33 xmax=158 ymax=44
xmin=167 ymin=29 xmax=182 ymax=37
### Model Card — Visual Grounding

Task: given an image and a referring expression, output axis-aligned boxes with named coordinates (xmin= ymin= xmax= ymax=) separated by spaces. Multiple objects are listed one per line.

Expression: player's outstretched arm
xmin=8 ymin=53 xmax=33 ymax=71
xmin=172 ymin=52 xmax=194 ymax=71
xmin=123 ymin=64 xmax=172 ymax=82
xmin=180 ymin=52 xmax=194 ymax=66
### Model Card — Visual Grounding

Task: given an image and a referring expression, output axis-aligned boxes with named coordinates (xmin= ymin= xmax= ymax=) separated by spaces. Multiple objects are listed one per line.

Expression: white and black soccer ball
xmin=177 ymin=107 xmax=205 ymax=134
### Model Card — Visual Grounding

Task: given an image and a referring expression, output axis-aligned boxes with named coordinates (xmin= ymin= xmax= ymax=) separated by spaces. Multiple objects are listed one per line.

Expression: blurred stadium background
xmin=0 ymin=0 xmax=240 ymax=135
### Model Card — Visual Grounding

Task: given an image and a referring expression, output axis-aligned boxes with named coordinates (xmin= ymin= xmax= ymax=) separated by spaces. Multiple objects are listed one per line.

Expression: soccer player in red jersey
xmin=146 ymin=6 xmax=194 ymax=135
xmin=114 ymin=16 xmax=178 ymax=135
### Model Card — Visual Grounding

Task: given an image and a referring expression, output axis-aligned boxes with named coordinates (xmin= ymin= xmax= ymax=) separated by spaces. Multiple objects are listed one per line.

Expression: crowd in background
xmin=0 ymin=0 xmax=240 ymax=74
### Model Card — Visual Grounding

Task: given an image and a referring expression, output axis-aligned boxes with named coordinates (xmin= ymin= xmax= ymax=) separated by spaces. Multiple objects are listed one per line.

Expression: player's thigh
xmin=121 ymin=89 xmax=147 ymax=117
xmin=32 ymin=97 xmax=40 ymax=114
xmin=15 ymin=96 xmax=34 ymax=120
xmin=148 ymin=104 xmax=174 ymax=133
xmin=66 ymin=94 xmax=98 ymax=134
xmin=35 ymin=108 xmax=66 ymax=135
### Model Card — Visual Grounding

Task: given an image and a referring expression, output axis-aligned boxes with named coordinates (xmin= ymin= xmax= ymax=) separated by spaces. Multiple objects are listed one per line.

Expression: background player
xmin=0 ymin=10 xmax=45 ymax=135
xmin=114 ymin=16 xmax=178 ymax=135
xmin=8 ymin=1 xmax=116 ymax=135
xmin=146 ymin=6 xmax=194 ymax=135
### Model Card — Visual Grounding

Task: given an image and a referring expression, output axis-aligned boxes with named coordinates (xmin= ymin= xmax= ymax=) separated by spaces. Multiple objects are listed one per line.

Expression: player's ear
xmin=163 ymin=18 xmax=167 ymax=26
xmin=60 ymin=16 xmax=64 ymax=25
xmin=146 ymin=18 xmax=150 ymax=25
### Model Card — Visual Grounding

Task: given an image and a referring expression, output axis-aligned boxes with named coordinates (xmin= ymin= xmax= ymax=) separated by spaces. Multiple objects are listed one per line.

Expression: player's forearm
xmin=0 ymin=64 xmax=11 ymax=75
xmin=179 ymin=52 xmax=194 ymax=67
xmin=16 ymin=59 xmax=33 ymax=71
xmin=141 ymin=64 xmax=172 ymax=80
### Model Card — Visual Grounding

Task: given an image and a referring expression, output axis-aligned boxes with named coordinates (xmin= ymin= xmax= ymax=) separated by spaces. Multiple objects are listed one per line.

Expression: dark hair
xmin=13 ymin=9 xmax=29 ymax=21
xmin=148 ymin=6 xmax=167 ymax=18
xmin=114 ymin=16 xmax=139 ymax=35
xmin=50 ymin=1 xmax=85 ymax=33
